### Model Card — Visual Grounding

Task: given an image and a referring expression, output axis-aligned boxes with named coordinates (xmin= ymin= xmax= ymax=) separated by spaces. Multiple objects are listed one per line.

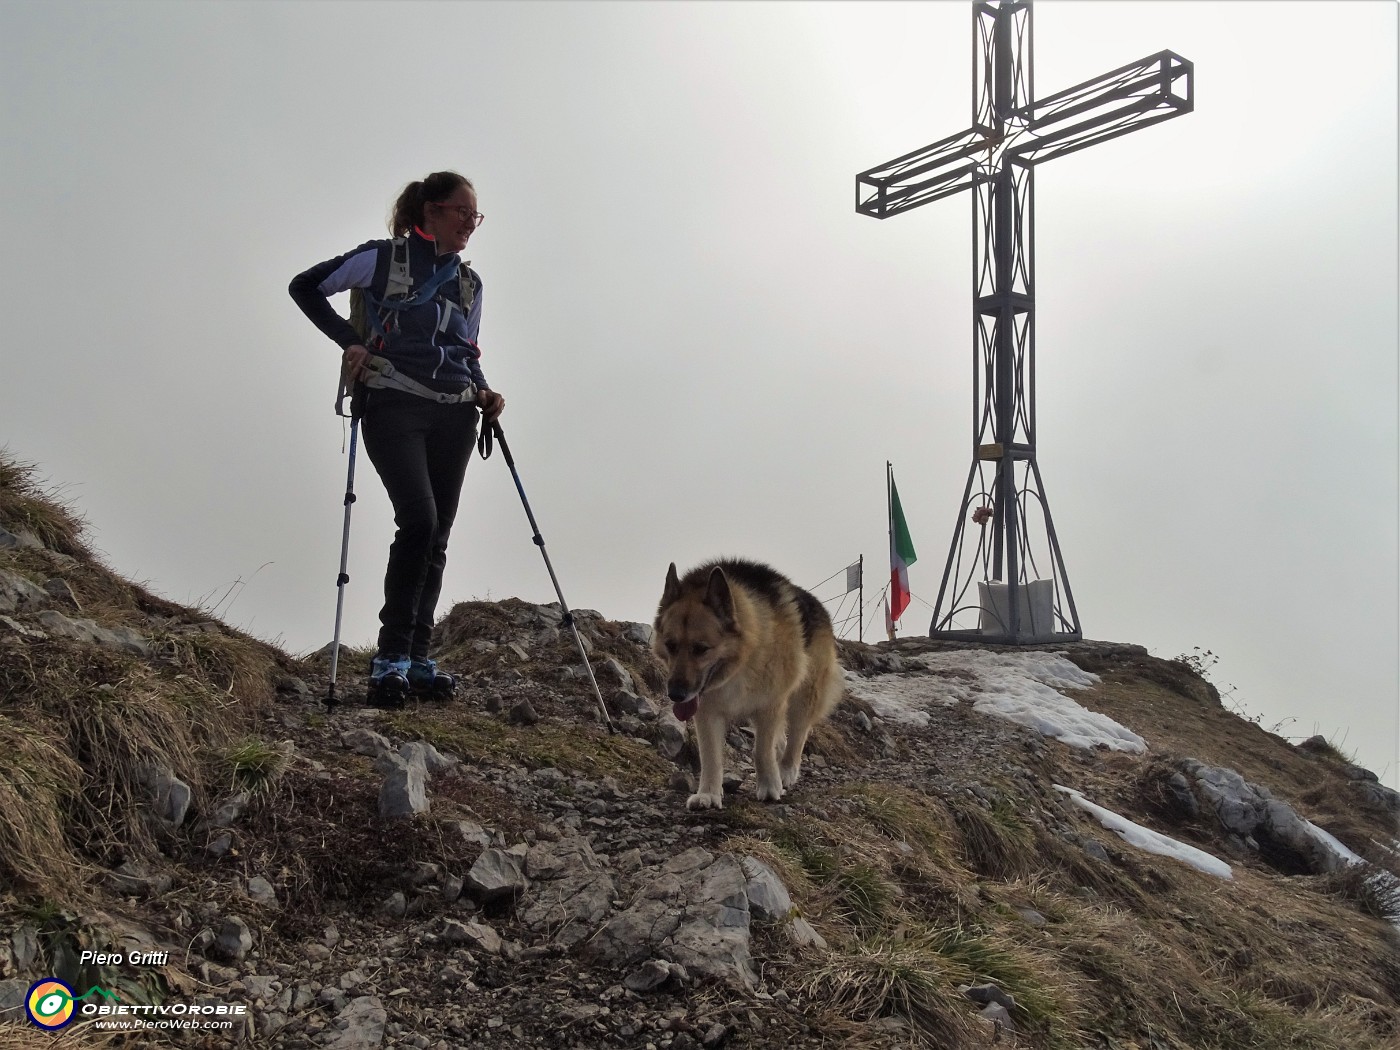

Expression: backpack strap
xmin=385 ymin=237 xmax=412 ymax=299
xmin=348 ymin=237 xmax=413 ymax=348
xmin=435 ymin=263 xmax=478 ymax=334
xmin=458 ymin=264 xmax=477 ymax=313
xmin=361 ymin=355 xmax=477 ymax=404
xmin=369 ymin=256 xmax=460 ymax=315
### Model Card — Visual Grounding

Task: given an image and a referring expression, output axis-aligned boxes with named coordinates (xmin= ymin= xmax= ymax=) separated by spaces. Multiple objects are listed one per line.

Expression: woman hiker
xmin=290 ymin=171 xmax=505 ymax=706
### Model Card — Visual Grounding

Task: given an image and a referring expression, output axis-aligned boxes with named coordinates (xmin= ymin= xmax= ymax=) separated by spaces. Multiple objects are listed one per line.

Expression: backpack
xmin=348 ymin=237 xmax=478 ymax=349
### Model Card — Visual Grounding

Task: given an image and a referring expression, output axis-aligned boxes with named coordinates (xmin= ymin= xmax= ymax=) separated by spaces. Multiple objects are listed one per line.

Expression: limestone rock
xmin=342 ymin=728 xmax=394 ymax=758
xmin=521 ymin=838 xmax=615 ymax=948
xmin=657 ymin=711 xmax=688 ymax=760
xmin=0 ymin=569 xmax=48 ymax=614
xmin=451 ymin=820 xmax=495 ymax=849
xmin=246 ymin=876 xmax=278 ymax=907
xmin=214 ymin=917 xmax=253 ymax=962
xmin=596 ymin=656 xmax=636 ymax=693
xmin=1179 ymin=759 xmax=1355 ymax=874
xmin=378 ymin=757 xmax=429 ymax=820
xmin=399 ymin=740 xmax=457 ymax=776
xmin=466 ymin=847 xmax=529 ymax=903
xmin=42 ymin=577 xmax=80 ymax=608
xmin=0 ymin=979 xmax=28 ymax=1013
xmin=208 ymin=791 xmax=251 ymax=829
xmin=138 ymin=763 xmax=192 ymax=827
xmin=739 ymin=856 xmax=793 ymax=921
xmin=322 ymin=995 xmax=387 ymax=1049
xmin=624 ymin=959 xmax=673 ymax=993
xmin=508 ymin=699 xmax=540 ymax=726
xmin=587 ymin=847 xmax=756 ymax=989
xmin=34 ymin=609 xmax=150 ymax=655
xmin=0 ymin=613 xmax=46 ymax=640
xmin=441 ymin=919 xmax=503 ymax=955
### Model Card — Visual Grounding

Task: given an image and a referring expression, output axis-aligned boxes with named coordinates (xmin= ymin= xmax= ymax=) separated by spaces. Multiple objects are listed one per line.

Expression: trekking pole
xmin=326 ymin=404 xmax=362 ymax=711
xmin=485 ymin=420 xmax=615 ymax=733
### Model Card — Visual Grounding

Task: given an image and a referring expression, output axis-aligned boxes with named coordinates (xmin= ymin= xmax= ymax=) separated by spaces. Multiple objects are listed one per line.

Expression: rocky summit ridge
xmin=1 ymin=453 xmax=1399 ymax=1050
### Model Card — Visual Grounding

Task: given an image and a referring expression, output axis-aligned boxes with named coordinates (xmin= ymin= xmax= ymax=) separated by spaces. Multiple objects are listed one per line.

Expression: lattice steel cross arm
xmin=856 ymin=28 xmax=1193 ymax=217
xmin=854 ymin=127 xmax=1000 ymax=217
xmin=1008 ymin=50 xmax=1193 ymax=165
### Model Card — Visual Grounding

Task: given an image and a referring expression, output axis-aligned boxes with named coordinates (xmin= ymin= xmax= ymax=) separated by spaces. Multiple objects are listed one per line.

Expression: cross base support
xmin=927 ymin=455 xmax=1082 ymax=644
xmin=930 ymin=629 xmax=1084 ymax=644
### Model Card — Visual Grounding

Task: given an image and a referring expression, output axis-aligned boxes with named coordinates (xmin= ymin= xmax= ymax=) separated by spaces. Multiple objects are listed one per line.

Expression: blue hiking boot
xmin=408 ymin=657 xmax=458 ymax=700
xmin=367 ymin=654 xmax=411 ymax=709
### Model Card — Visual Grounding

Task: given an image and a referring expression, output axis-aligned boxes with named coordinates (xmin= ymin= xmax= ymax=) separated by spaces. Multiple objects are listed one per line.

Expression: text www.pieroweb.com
xmin=85 ymin=1003 xmax=245 ymax=1030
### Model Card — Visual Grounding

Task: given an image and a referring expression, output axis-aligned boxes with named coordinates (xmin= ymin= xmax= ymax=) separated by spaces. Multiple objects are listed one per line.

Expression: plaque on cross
xmin=856 ymin=0 xmax=1192 ymax=644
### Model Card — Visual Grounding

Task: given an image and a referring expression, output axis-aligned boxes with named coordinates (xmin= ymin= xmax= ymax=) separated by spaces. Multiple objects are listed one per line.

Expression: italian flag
xmin=889 ymin=471 xmax=917 ymax=627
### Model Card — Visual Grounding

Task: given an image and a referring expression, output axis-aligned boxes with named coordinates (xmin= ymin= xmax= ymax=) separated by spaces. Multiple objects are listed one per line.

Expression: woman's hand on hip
xmin=477 ymin=388 xmax=505 ymax=423
xmin=342 ymin=344 xmax=372 ymax=384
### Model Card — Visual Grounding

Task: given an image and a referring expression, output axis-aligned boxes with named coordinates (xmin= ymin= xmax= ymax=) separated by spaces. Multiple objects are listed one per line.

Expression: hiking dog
xmin=653 ymin=559 xmax=843 ymax=810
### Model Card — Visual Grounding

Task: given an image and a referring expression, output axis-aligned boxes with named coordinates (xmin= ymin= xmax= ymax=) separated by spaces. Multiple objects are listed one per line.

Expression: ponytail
xmin=389 ymin=171 xmax=473 ymax=236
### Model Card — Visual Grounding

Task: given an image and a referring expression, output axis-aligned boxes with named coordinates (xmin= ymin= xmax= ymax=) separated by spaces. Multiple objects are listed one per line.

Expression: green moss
xmin=383 ymin=710 xmax=672 ymax=788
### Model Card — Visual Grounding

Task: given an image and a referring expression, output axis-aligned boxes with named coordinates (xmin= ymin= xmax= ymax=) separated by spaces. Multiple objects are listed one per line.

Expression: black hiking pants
xmin=360 ymin=388 xmax=479 ymax=660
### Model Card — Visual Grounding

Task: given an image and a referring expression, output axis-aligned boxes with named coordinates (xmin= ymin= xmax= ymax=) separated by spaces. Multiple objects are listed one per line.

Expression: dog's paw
xmin=686 ymin=792 xmax=724 ymax=811
xmin=754 ymin=780 xmax=784 ymax=803
xmin=780 ymin=765 xmax=802 ymax=790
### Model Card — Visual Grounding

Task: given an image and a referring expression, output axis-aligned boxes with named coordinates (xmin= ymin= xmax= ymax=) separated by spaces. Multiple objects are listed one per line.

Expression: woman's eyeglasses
xmin=432 ymin=203 xmax=484 ymax=228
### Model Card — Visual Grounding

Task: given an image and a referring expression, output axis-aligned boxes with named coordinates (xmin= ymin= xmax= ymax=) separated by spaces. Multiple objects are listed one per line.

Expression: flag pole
xmin=886 ymin=461 xmax=895 ymax=639
xmin=858 ymin=553 xmax=864 ymax=643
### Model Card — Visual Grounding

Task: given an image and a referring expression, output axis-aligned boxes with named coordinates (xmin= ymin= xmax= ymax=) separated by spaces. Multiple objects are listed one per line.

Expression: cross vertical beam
xmin=856 ymin=0 xmax=1192 ymax=643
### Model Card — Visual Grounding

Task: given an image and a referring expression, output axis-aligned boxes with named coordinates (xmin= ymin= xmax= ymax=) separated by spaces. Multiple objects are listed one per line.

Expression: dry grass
xmin=794 ymin=920 xmax=1085 ymax=1050
xmin=717 ymin=754 xmax=1399 ymax=1050
xmin=0 ymin=451 xmax=290 ymax=907
xmin=845 ymin=782 xmax=960 ymax=859
xmin=946 ymin=793 xmax=1038 ymax=880
xmin=0 ymin=636 xmax=264 ymax=903
xmin=154 ymin=626 xmax=284 ymax=711
xmin=0 ymin=453 xmax=89 ymax=558
xmin=1029 ymin=865 xmax=1400 ymax=1049
xmin=0 ymin=716 xmax=87 ymax=891
xmin=796 ymin=929 xmax=988 ymax=1049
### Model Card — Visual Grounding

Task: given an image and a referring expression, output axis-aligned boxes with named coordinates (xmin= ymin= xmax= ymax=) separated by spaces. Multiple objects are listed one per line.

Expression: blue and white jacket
xmin=289 ymin=227 xmax=489 ymax=392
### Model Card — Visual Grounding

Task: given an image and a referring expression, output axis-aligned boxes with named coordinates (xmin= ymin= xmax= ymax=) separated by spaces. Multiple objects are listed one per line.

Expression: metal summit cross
xmin=857 ymin=0 xmax=1192 ymax=644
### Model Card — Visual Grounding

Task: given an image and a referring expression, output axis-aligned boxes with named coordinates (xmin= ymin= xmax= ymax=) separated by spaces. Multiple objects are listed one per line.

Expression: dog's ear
xmin=703 ymin=566 xmax=736 ymax=627
xmin=662 ymin=562 xmax=682 ymax=605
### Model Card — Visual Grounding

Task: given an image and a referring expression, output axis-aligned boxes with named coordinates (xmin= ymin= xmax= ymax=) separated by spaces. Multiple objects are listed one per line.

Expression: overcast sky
xmin=3 ymin=1 xmax=1395 ymax=787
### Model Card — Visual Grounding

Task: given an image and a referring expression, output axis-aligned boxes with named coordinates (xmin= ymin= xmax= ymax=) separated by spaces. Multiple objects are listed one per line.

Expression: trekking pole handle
xmin=490 ymin=420 xmax=515 ymax=467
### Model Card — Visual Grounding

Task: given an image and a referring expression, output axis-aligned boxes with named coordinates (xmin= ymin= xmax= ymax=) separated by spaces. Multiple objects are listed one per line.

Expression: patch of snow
xmin=1304 ymin=820 xmax=1364 ymax=868
xmin=845 ymin=649 xmax=1145 ymax=753
xmin=972 ymin=689 xmax=1145 ymax=753
xmin=840 ymin=669 xmax=953 ymax=727
xmin=1055 ymin=785 xmax=1233 ymax=881
xmin=913 ymin=650 xmax=1101 ymax=693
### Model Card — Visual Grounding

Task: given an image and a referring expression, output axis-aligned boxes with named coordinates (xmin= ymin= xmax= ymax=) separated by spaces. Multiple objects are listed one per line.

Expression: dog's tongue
xmin=673 ymin=697 xmax=699 ymax=722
